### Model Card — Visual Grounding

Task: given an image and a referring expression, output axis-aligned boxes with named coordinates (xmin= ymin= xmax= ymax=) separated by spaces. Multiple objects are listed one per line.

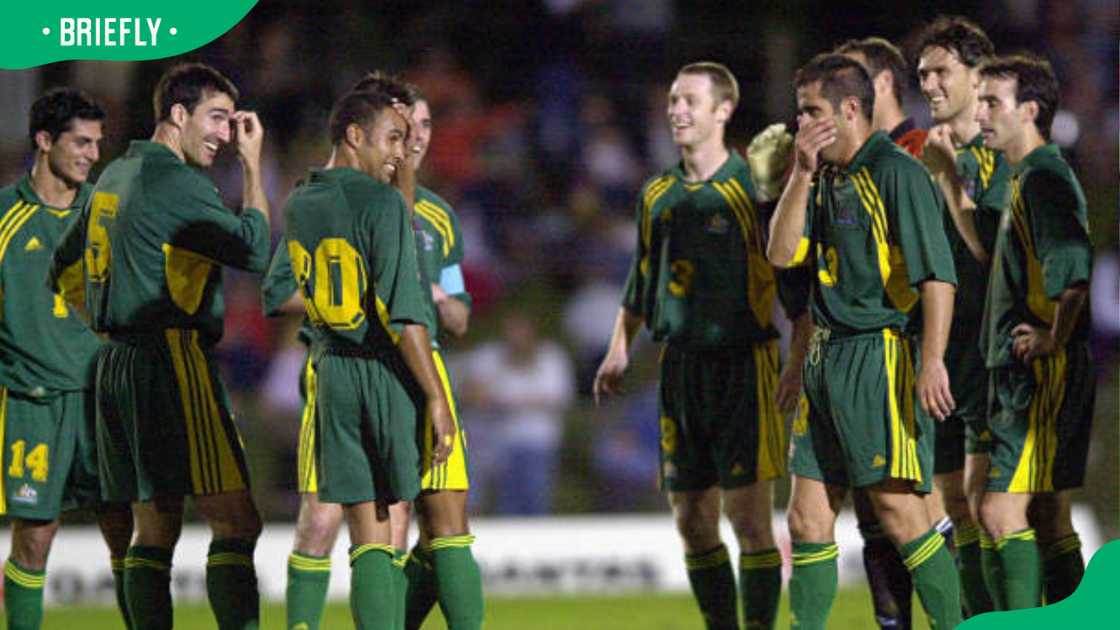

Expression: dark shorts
xmin=97 ymin=330 xmax=251 ymax=502
xmin=945 ymin=331 xmax=992 ymax=465
xmin=658 ymin=340 xmax=786 ymax=492
xmin=312 ymin=350 xmax=421 ymax=505
xmin=790 ymin=328 xmax=933 ymax=493
xmin=985 ymin=343 xmax=1094 ymax=493
xmin=0 ymin=388 xmax=100 ymax=519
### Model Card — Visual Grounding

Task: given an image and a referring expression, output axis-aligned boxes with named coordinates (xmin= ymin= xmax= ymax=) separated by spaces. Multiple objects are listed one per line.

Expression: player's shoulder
xmin=336 ymin=171 xmax=406 ymax=221
xmin=865 ymin=133 xmax=930 ymax=183
xmin=415 ymin=185 xmax=460 ymax=225
xmin=638 ymin=167 xmax=680 ymax=209
xmin=416 ymin=185 xmax=453 ymax=213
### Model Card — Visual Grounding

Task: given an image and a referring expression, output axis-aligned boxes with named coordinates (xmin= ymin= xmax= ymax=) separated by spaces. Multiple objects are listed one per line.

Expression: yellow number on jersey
xmin=817 ymin=244 xmax=839 ymax=287
xmin=288 ymin=238 xmax=368 ymax=330
xmin=668 ymin=259 xmax=695 ymax=297
xmin=53 ymin=293 xmax=68 ymax=318
xmin=85 ymin=192 xmax=119 ymax=283
xmin=8 ymin=440 xmax=49 ymax=482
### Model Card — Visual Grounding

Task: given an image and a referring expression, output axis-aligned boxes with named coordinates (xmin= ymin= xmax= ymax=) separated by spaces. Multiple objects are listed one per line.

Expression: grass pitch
xmin=39 ymin=589 xmax=932 ymax=629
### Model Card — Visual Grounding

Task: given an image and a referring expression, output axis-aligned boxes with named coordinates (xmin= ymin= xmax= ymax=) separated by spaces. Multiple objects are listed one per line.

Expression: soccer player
xmin=914 ymin=16 xmax=1009 ymax=615
xmin=768 ymin=54 xmax=962 ymax=630
xmin=836 ymin=37 xmax=928 ymax=157
xmin=280 ymin=85 xmax=454 ymax=629
xmin=595 ymin=62 xmax=790 ymax=630
xmin=1 ymin=88 xmax=132 ymax=630
xmin=975 ymin=54 xmax=1094 ymax=610
xmin=48 ymin=63 xmax=271 ymax=629
xmin=271 ymin=73 xmax=482 ymax=630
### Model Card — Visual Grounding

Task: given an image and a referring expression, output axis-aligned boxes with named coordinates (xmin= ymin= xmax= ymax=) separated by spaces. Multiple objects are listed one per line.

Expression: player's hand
xmin=1011 ymin=323 xmax=1057 ymax=363
xmin=593 ymin=351 xmax=629 ymax=406
xmin=431 ymin=282 xmax=448 ymax=305
xmin=428 ymin=397 xmax=455 ymax=465
xmin=793 ymin=117 xmax=836 ymax=174
xmin=917 ymin=358 xmax=955 ymax=421
xmin=233 ymin=111 xmax=264 ymax=168
xmin=921 ymin=124 xmax=956 ymax=178
xmin=775 ymin=363 xmax=803 ymax=414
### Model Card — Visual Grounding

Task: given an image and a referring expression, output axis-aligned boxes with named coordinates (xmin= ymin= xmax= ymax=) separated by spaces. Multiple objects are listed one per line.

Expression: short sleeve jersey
xmin=981 ymin=144 xmax=1092 ymax=367
xmin=622 ymin=150 xmax=779 ymax=348
xmin=281 ymin=167 xmax=428 ymax=353
xmin=48 ymin=141 xmax=271 ymax=346
xmin=0 ymin=177 xmax=101 ymax=395
xmin=787 ymin=131 xmax=957 ymax=335
xmin=948 ymin=134 xmax=1012 ymax=328
xmin=413 ymin=186 xmax=471 ymax=345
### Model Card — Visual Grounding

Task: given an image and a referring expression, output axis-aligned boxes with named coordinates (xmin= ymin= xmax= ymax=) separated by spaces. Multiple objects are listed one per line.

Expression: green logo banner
xmin=0 ymin=1 xmax=257 ymax=69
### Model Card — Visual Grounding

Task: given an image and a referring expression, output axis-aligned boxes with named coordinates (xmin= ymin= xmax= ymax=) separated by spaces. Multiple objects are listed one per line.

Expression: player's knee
xmin=673 ymin=510 xmax=720 ymax=550
xmin=726 ymin=511 xmax=774 ymax=550
xmin=978 ymin=497 xmax=1020 ymax=540
xmin=295 ymin=506 xmax=342 ymax=555
xmin=96 ymin=506 xmax=134 ymax=558
xmin=10 ymin=520 xmax=59 ymax=569
xmin=787 ymin=503 xmax=827 ymax=543
xmin=943 ymin=492 xmax=972 ymax=525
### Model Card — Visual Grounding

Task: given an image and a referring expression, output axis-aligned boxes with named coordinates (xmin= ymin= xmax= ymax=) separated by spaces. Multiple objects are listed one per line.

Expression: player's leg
xmin=288 ymin=493 xmax=344 ymax=630
xmin=723 ymin=481 xmax=780 ymax=630
xmin=978 ymin=491 xmax=1036 ymax=608
xmin=937 ymin=467 xmax=992 ymax=616
xmin=413 ymin=490 xmax=481 ymax=630
xmin=865 ymin=481 xmax=961 ymax=630
xmin=346 ymin=500 xmax=398 ymax=630
xmin=4 ymin=518 xmax=59 ymax=630
xmin=852 ymin=489 xmax=912 ymax=630
xmin=127 ymin=496 xmax=184 ymax=630
xmin=1028 ymin=492 xmax=1083 ymax=604
xmin=786 ymin=476 xmax=845 ymax=630
xmin=195 ymin=490 xmax=263 ymax=630
xmin=669 ymin=487 xmax=737 ymax=630
xmin=95 ymin=504 xmax=134 ymax=629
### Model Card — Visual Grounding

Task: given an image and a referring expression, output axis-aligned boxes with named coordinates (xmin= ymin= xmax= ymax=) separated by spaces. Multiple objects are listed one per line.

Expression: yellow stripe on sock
xmin=111 ymin=558 xmax=126 ymax=572
xmin=685 ymin=546 xmax=731 ymax=571
xmin=4 ymin=561 xmax=45 ymax=588
xmin=979 ymin=532 xmax=995 ymax=550
xmin=903 ymin=534 xmax=945 ymax=571
xmin=1045 ymin=534 xmax=1082 ymax=559
xmin=349 ymin=544 xmax=395 ymax=564
xmin=740 ymin=550 xmax=782 ymax=569
xmin=207 ymin=552 xmax=254 ymax=569
xmin=427 ymin=535 xmax=476 ymax=551
xmin=124 ymin=557 xmax=170 ymax=572
xmin=995 ymin=528 xmax=1036 ymax=551
xmin=791 ymin=544 xmax=839 ymax=566
xmin=954 ymin=523 xmax=981 ymax=547
xmin=289 ymin=553 xmax=332 ymax=572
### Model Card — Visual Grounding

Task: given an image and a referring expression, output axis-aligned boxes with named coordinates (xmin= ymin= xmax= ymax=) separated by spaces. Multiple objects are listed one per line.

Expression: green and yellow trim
xmin=415 ymin=199 xmax=455 ymax=257
xmin=852 ymin=169 xmax=918 ymax=313
xmin=994 ymin=528 xmax=1036 ymax=551
xmin=884 ymin=330 xmax=921 ymax=483
xmin=4 ymin=560 xmax=45 ymax=589
xmin=753 ymin=340 xmax=786 ymax=480
xmin=289 ymin=552 xmax=332 ymax=573
xmin=791 ymin=543 xmax=839 ymax=567
xmin=740 ymin=549 xmax=783 ymax=570
xmin=297 ymin=355 xmax=318 ymax=493
xmin=428 ymin=534 xmax=476 ymax=552
xmin=685 ymin=545 xmax=731 ymax=571
xmin=349 ymin=543 xmax=395 ymax=565
xmin=902 ymin=532 xmax=945 ymax=571
xmin=1009 ymin=350 xmax=1065 ymax=493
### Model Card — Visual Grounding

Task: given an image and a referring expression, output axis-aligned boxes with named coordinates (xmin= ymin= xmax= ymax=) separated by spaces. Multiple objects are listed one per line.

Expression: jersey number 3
xmin=85 ymin=192 xmax=119 ymax=283
xmin=288 ymin=238 xmax=368 ymax=330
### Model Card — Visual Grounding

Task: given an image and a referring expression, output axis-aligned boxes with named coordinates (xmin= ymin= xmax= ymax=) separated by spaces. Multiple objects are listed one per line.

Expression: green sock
xmin=901 ymin=527 xmax=963 ymax=629
xmin=286 ymin=551 xmax=331 ymax=630
xmin=404 ymin=544 xmax=438 ymax=630
xmin=1042 ymin=533 xmax=1084 ymax=605
xmin=430 ymin=535 xmax=484 ymax=630
xmin=954 ymin=523 xmax=993 ymax=616
xmin=350 ymin=544 xmax=397 ymax=630
xmin=392 ymin=549 xmax=408 ymax=630
xmin=685 ymin=544 xmax=739 ymax=630
xmin=111 ymin=557 xmax=133 ymax=629
xmin=4 ymin=559 xmax=46 ymax=630
xmin=739 ymin=548 xmax=781 ymax=629
xmin=979 ymin=531 xmax=1005 ymax=610
xmin=206 ymin=538 xmax=260 ymax=629
xmin=124 ymin=545 xmax=173 ymax=630
xmin=996 ymin=528 xmax=1041 ymax=609
xmin=789 ymin=542 xmax=838 ymax=630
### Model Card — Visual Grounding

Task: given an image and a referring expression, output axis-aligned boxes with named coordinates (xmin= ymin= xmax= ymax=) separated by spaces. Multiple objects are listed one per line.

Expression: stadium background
xmin=0 ymin=0 xmax=1115 ymax=626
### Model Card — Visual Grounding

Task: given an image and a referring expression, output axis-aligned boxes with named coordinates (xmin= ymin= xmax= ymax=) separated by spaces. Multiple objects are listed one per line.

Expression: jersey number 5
xmin=288 ymin=238 xmax=368 ymax=330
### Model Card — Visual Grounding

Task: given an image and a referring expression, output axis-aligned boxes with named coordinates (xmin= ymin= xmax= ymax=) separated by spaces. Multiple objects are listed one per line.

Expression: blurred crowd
xmin=0 ymin=1 xmax=1114 ymax=529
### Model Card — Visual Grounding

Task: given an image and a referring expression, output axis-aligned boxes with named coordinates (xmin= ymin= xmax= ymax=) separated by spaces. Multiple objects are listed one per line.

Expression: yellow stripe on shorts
xmin=0 ymin=386 xmax=7 ymax=515
xmin=1009 ymin=350 xmax=1065 ymax=493
xmin=298 ymin=355 xmax=318 ymax=493
xmin=422 ymin=351 xmax=468 ymax=491
xmin=885 ymin=331 xmax=921 ymax=483
xmin=753 ymin=340 xmax=786 ymax=480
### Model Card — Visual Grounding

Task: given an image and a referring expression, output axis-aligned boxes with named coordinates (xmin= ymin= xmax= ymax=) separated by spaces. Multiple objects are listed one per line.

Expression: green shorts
xmin=312 ymin=349 xmax=421 ymax=505
xmin=0 ymin=387 xmax=100 ymax=520
xmin=97 ymin=330 xmax=251 ymax=502
xmin=658 ymin=340 xmax=786 ymax=492
xmin=946 ymin=330 xmax=992 ymax=463
xmin=790 ymin=328 xmax=933 ymax=493
xmin=985 ymin=343 xmax=1094 ymax=493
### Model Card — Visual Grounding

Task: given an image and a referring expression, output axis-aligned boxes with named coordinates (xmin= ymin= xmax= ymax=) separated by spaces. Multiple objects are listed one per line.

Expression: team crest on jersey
xmin=706 ymin=213 xmax=729 ymax=235
xmin=13 ymin=484 xmax=38 ymax=505
xmin=418 ymin=229 xmax=435 ymax=252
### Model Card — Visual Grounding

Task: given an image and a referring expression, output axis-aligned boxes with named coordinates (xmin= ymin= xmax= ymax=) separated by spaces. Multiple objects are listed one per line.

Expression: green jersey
xmin=622 ymin=151 xmax=779 ymax=348
xmin=413 ymin=185 xmax=470 ymax=345
xmin=980 ymin=144 xmax=1092 ymax=368
xmin=0 ymin=177 xmax=101 ymax=395
xmin=261 ymin=242 xmax=317 ymax=346
xmin=49 ymin=141 xmax=271 ymax=346
xmin=788 ymin=131 xmax=957 ymax=335
xmin=281 ymin=167 xmax=428 ymax=354
xmin=948 ymin=134 xmax=1012 ymax=329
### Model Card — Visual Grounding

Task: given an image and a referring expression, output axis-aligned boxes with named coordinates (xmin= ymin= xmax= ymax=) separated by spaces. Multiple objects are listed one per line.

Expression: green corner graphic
xmin=0 ymin=1 xmax=257 ymax=69
xmin=961 ymin=539 xmax=1120 ymax=628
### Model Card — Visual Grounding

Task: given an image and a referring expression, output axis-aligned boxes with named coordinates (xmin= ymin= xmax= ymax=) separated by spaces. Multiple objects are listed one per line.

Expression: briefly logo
xmin=872 ymin=454 xmax=886 ymax=468
xmin=13 ymin=484 xmax=38 ymax=505
xmin=24 ymin=237 xmax=42 ymax=251
xmin=706 ymin=213 xmax=729 ymax=234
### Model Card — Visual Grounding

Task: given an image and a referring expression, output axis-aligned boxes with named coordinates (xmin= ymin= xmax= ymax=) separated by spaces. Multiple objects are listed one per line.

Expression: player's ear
xmin=345 ymin=122 xmax=365 ymax=148
xmin=1019 ymin=99 xmax=1039 ymax=127
xmin=715 ymin=99 xmax=733 ymax=124
xmin=169 ymin=103 xmax=189 ymax=128
xmin=33 ymin=130 xmax=53 ymax=154
xmin=874 ymin=70 xmax=892 ymax=99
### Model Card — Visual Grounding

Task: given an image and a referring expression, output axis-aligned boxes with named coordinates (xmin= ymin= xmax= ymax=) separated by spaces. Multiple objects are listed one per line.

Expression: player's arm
xmin=397 ymin=322 xmax=453 ymax=464
xmin=917 ymin=279 xmax=956 ymax=420
xmin=432 ymin=207 xmax=471 ymax=338
xmin=593 ymin=306 xmax=644 ymax=405
xmin=922 ymin=125 xmax=989 ymax=265
xmin=234 ymin=111 xmax=270 ymax=227
xmin=769 ymin=118 xmax=833 ymax=267
xmin=1010 ymin=170 xmax=1092 ymax=362
xmin=261 ymin=240 xmax=304 ymax=316
xmin=432 ymin=282 xmax=470 ymax=338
